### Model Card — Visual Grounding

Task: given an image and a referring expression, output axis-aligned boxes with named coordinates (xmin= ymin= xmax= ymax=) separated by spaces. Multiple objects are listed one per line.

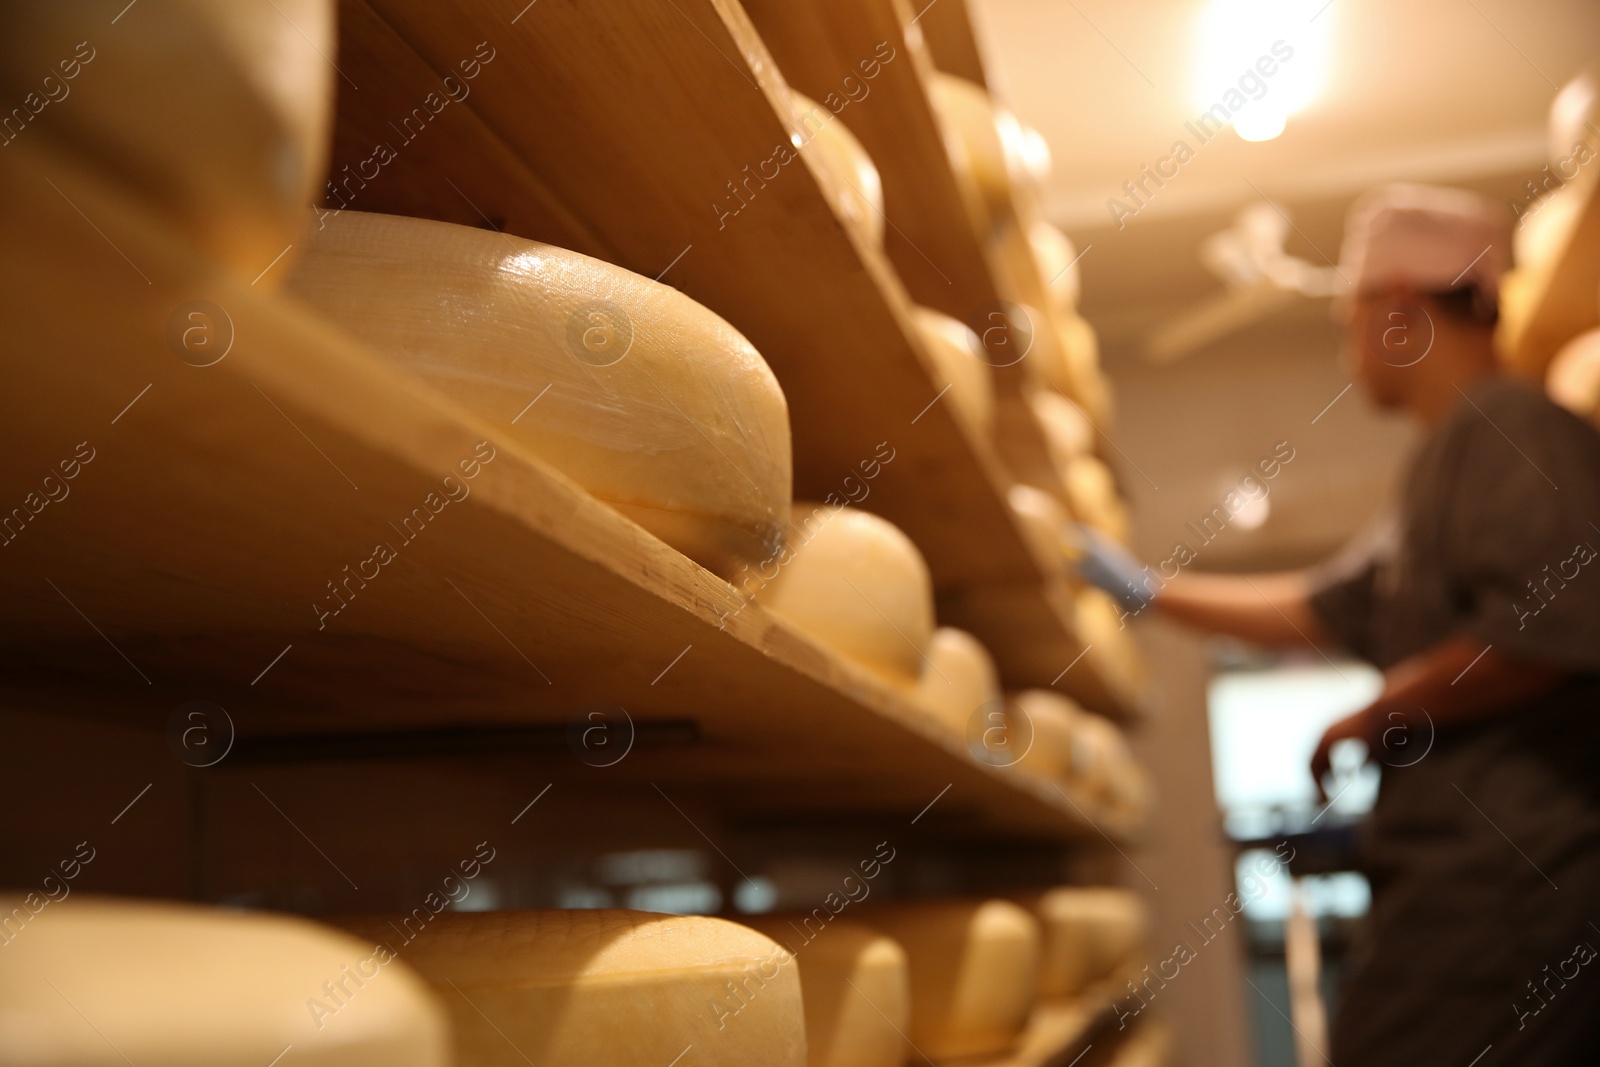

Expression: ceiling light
xmin=1192 ymin=0 xmax=1333 ymax=142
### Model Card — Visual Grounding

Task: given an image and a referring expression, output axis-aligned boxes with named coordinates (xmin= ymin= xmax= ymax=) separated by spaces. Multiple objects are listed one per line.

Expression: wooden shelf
xmin=913 ymin=0 xmax=995 ymax=90
xmin=739 ymin=0 xmax=1004 ymax=330
xmin=0 ymin=139 xmax=1139 ymax=843
xmin=1503 ymin=141 xmax=1600 ymax=379
xmin=321 ymin=0 xmax=1130 ymax=713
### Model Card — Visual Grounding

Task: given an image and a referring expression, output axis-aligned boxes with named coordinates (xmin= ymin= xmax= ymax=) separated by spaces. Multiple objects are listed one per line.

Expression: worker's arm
xmin=1309 ymin=637 xmax=1570 ymax=793
xmin=1155 ymin=570 xmax=1334 ymax=649
xmin=1068 ymin=524 xmax=1334 ymax=649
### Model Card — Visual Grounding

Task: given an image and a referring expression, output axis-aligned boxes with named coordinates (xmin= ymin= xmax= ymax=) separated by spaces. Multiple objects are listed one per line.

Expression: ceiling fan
xmin=1145 ymin=201 xmax=1341 ymax=363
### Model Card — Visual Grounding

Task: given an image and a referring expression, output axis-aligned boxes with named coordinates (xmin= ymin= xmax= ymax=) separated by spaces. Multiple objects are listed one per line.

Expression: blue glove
xmin=1067 ymin=523 xmax=1158 ymax=615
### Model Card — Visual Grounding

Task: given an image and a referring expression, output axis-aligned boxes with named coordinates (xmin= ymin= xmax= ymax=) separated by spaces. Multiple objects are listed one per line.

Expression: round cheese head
xmin=0 ymin=896 xmax=448 ymax=1067
xmin=863 ymin=900 xmax=1040 ymax=1059
xmin=910 ymin=306 xmax=996 ymax=436
xmin=742 ymin=917 xmax=910 ymax=1067
xmin=286 ymin=211 xmax=793 ymax=577
xmin=753 ymin=503 xmax=935 ymax=684
xmin=791 ymin=93 xmax=885 ymax=247
xmin=928 ymin=74 xmax=1030 ymax=232
xmin=914 ymin=627 xmax=1003 ymax=739
xmin=0 ymin=1 xmax=332 ymax=282
xmin=1074 ymin=589 xmax=1144 ymax=697
xmin=1028 ymin=220 xmax=1081 ymax=310
xmin=1007 ymin=485 xmax=1068 ymax=574
xmin=1548 ymin=327 xmax=1600 ymax=422
xmin=1032 ymin=391 xmax=1095 ymax=466
xmin=1012 ymin=887 xmax=1149 ymax=998
xmin=1004 ymin=688 xmax=1082 ymax=781
xmin=336 ymin=910 xmax=806 ymax=1067
xmin=1064 ymin=455 xmax=1130 ymax=543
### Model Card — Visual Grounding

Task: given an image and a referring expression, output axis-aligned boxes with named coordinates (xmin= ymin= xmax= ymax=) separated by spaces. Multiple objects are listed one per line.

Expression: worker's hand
xmin=1309 ymin=706 xmax=1376 ymax=802
xmin=1067 ymin=523 xmax=1156 ymax=615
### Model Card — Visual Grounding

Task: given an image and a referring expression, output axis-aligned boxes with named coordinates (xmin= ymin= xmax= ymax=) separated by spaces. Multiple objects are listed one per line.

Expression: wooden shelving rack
xmin=2 ymin=0 xmax=1160 ymax=1055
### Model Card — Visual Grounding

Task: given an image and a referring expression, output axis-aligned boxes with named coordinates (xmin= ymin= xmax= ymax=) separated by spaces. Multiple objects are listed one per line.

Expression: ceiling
xmin=968 ymin=0 xmax=1597 ymax=567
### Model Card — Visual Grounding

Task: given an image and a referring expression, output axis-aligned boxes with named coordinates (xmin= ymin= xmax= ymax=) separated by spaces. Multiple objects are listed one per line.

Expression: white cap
xmin=1339 ymin=183 xmax=1511 ymax=302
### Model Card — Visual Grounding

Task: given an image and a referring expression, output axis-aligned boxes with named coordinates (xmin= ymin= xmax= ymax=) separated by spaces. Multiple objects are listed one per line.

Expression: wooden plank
xmin=913 ymin=0 xmax=994 ymax=90
xmin=738 ymin=0 xmax=1003 ymax=327
xmin=0 ymin=138 xmax=1137 ymax=842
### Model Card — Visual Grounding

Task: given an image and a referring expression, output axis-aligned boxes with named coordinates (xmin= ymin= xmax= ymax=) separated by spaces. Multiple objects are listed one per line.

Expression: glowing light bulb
xmin=1192 ymin=0 xmax=1333 ymax=142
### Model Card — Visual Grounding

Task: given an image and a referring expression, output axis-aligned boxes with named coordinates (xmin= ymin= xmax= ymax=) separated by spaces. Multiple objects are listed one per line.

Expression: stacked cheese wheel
xmin=0 ymin=896 xmax=449 ymax=1067
xmin=752 ymin=503 xmax=1006 ymax=749
xmin=1000 ymin=690 xmax=1149 ymax=817
xmin=0 ymin=0 xmax=334 ymax=283
xmin=863 ymin=899 xmax=1043 ymax=1060
xmin=335 ymin=910 xmax=807 ymax=1067
xmin=742 ymin=917 xmax=910 ymax=1067
xmin=286 ymin=211 xmax=793 ymax=579
xmin=1014 ymin=887 xmax=1150 ymax=998
xmin=1547 ymin=326 xmax=1600 ymax=425
xmin=791 ymin=92 xmax=885 ymax=248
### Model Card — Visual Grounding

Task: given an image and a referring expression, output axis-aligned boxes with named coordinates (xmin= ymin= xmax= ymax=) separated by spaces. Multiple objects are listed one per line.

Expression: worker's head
xmin=1335 ymin=184 xmax=1509 ymax=414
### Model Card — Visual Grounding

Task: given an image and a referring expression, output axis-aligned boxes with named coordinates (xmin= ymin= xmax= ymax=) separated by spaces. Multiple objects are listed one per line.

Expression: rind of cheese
xmin=863 ymin=900 xmax=1041 ymax=1059
xmin=1028 ymin=220 xmax=1081 ymax=310
xmin=1064 ymin=455 xmax=1131 ymax=543
xmin=1032 ymin=391 xmax=1095 ymax=466
xmin=1008 ymin=485 xmax=1068 ymax=574
xmin=914 ymin=627 xmax=1003 ymax=739
xmin=0 ymin=896 xmax=448 ymax=1067
xmin=0 ymin=1 xmax=332 ymax=282
xmin=743 ymin=917 xmax=910 ymax=1067
xmin=1005 ymin=688 xmax=1082 ymax=781
xmin=753 ymin=503 xmax=934 ymax=684
xmin=336 ymin=910 xmax=807 ymax=1067
xmin=792 ymin=93 xmax=885 ymax=247
xmin=911 ymin=307 xmax=996 ymax=436
xmin=1075 ymin=589 xmax=1145 ymax=698
xmin=928 ymin=74 xmax=1030 ymax=232
xmin=1011 ymin=887 xmax=1149 ymax=998
xmin=1547 ymin=326 xmax=1600 ymax=422
xmin=285 ymin=211 xmax=793 ymax=578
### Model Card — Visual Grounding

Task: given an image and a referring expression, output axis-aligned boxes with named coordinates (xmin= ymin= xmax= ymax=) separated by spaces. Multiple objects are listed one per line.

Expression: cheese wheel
xmin=743 ymin=918 xmax=910 ymax=1067
xmin=864 ymin=900 xmax=1040 ymax=1059
xmin=336 ymin=910 xmax=806 ymax=1067
xmin=1019 ymin=124 xmax=1054 ymax=190
xmin=0 ymin=1 xmax=332 ymax=282
xmin=1028 ymin=220 xmax=1082 ymax=310
xmin=0 ymin=896 xmax=447 ymax=1067
xmin=285 ymin=211 xmax=792 ymax=577
xmin=1075 ymin=589 xmax=1144 ymax=698
xmin=1065 ymin=455 xmax=1131 ymax=543
xmin=1012 ymin=887 xmax=1149 ymax=998
xmin=914 ymin=627 xmax=1003 ymax=740
xmin=910 ymin=306 xmax=996 ymax=436
xmin=791 ymin=93 xmax=885 ymax=247
xmin=1005 ymin=688 xmax=1081 ymax=781
xmin=754 ymin=503 xmax=934 ymax=684
xmin=1008 ymin=484 xmax=1068 ymax=574
xmin=1547 ymin=327 xmax=1600 ymax=422
xmin=928 ymin=74 xmax=1030 ymax=232
xmin=1032 ymin=391 xmax=1095 ymax=465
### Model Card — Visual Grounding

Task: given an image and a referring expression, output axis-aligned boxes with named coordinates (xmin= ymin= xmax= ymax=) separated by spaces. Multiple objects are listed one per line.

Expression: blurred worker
xmin=1076 ymin=184 xmax=1600 ymax=1064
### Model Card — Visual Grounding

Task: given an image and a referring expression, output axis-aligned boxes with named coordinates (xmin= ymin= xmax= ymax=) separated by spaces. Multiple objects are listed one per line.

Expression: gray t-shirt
xmin=1307 ymin=376 xmax=1600 ymax=1061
